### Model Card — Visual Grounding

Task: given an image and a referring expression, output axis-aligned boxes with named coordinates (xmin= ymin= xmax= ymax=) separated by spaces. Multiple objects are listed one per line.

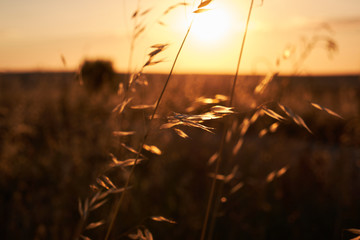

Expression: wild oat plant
xmin=1 ymin=0 xmax=360 ymax=240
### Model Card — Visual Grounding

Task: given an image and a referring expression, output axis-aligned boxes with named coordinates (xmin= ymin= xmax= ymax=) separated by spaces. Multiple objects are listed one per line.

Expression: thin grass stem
xmin=200 ymin=1 xmax=255 ymax=239
xmin=149 ymin=19 xmax=194 ymax=124
xmin=229 ymin=0 xmax=254 ymax=106
xmin=104 ymin=19 xmax=194 ymax=240
xmin=200 ymin=129 xmax=226 ymax=240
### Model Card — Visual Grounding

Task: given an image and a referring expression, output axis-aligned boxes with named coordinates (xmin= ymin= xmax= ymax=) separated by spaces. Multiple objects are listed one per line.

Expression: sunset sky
xmin=1 ymin=0 xmax=360 ymax=75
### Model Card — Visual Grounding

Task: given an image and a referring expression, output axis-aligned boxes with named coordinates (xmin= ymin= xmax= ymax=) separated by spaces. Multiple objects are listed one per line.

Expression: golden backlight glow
xmin=191 ymin=3 xmax=232 ymax=44
xmin=0 ymin=0 xmax=359 ymax=73
xmin=158 ymin=1 xmax=243 ymax=74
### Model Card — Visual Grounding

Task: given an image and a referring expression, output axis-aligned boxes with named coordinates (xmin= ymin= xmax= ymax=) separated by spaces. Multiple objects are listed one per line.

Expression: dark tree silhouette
xmin=79 ymin=60 xmax=117 ymax=93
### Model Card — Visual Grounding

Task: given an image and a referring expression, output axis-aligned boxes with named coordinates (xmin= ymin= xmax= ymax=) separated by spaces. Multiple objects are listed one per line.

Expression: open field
xmin=1 ymin=72 xmax=360 ymax=239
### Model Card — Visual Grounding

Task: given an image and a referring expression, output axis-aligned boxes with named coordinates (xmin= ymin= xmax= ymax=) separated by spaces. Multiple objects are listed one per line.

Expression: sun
xmin=191 ymin=3 xmax=232 ymax=44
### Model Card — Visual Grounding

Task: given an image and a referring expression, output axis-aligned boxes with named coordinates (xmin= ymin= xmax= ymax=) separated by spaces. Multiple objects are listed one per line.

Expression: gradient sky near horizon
xmin=1 ymin=0 xmax=360 ymax=75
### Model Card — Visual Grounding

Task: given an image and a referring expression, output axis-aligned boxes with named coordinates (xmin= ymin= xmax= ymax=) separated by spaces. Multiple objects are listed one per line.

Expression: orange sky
xmin=1 ymin=0 xmax=360 ymax=75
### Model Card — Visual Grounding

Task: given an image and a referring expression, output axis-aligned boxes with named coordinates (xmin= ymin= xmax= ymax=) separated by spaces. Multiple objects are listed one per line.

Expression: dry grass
xmin=1 ymin=1 xmax=360 ymax=240
xmin=1 ymin=71 xmax=360 ymax=239
xmin=0 ymin=74 xmax=118 ymax=239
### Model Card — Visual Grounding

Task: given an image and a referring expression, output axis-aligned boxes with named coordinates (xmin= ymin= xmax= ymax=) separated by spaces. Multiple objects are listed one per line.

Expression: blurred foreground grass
xmin=0 ymin=72 xmax=360 ymax=239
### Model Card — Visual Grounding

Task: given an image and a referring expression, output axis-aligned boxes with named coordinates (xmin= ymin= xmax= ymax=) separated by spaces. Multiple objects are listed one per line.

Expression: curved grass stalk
xmin=104 ymin=19 xmax=194 ymax=240
xmin=200 ymin=1 xmax=255 ymax=239
xmin=127 ymin=0 xmax=140 ymax=87
xmin=229 ymin=0 xmax=255 ymax=106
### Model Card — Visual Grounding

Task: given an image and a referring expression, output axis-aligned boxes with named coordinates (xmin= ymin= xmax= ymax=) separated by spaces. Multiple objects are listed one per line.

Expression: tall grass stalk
xmin=127 ymin=1 xmax=140 ymax=77
xmin=229 ymin=0 xmax=254 ymax=106
xmin=200 ymin=0 xmax=255 ymax=239
xmin=104 ymin=19 xmax=194 ymax=240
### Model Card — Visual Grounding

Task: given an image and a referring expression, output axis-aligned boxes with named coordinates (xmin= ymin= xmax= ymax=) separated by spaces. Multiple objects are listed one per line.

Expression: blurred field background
xmin=0 ymin=71 xmax=359 ymax=239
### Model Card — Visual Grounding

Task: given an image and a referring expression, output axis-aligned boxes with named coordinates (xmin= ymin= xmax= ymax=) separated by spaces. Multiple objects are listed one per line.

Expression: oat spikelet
xmin=208 ymin=152 xmax=219 ymax=165
xmin=102 ymin=176 xmax=116 ymax=189
xmin=232 ymin=138 xmax=244 ymax=155
xmin=86 ymin=220 xmax=104 ymax=230
xmin=143 ymin=144 xmax=162 ymax=155
xmin=310 ymin=102 xmax=343 ymax=119
xmin=258 ymin=129 xmax=267 ymax=138
xmin=269 ymin=122 xmax=280 ymax=132
xmin=151 ymin=44 xmax=168 ymax=49
xmin=112 ymin=131 xmax=135 ymax=136
xmin=266 ymin=171 xmax=276 ymax=182
xmin=198 ymin=0 xmax=213 ymax=8
xmin=134 ymin=26 xmax=146 ymax=39
xmin=112 ymin=97 xmax=133 ymax=114
xmin=278 ymin=103 xmax=312 ymax=133
xmin=250 ymin=110 xmax=260 ymax=123
xmin=110 ymin=158 xmax=145 ymax=168
xmin=215 ymin=94 xmax=228 ymax=102
xmin=267 ymin=166 xmax=289 ymax=182
xmin=165 ymin=113 xmax=215 ymax=133
xmin=163 ymin=2 xmax=189 ymax=15
xmin=254 ymin=72 xmax=278 ymax=94
xmin=144 ymin=229 xmax=153 ymax=240
xmin=208 ymin=173 xmax=226 ymax=181
xmin=173 ymin=128 xmax=189 ymax=138
xmin=196 ymin=96 xmax=220 ymax=104
xmin=224 ymin=166 xmax=238 ymax=183
xmin=120 ymin=143 xmax=145 ymax=157
xmin=261 ymin=107 xmax=285 ymax=121
xmin=240 ymin=118 xmax=250 ymax=136
xmin=130 ymin=104 xmax=156 ymax=110
xmin=96 ymin=179 xmax=109 ymax=190
xmin=80 ymin=235 xmax=91 ymax=240
xmin=89 ymin=198 xmax=108 ymax=211
xmin=140 ymin=8 xmax=151 ymax=16
xmin=259 ymin=122 xmax=280 ymax=138
xmin=226 ymin=129 xmax=232 ymax=143
xmin=210 ymin=105 xmax=234 ymax=114
xmin=160 ymin=122 xmax=181 ymax=129
xmin=230 ymin=182 xmax=244 ymax=194
xmin=193 ymin=9 xmax=211 ymax=13
xmin=128 ymin=229 xmax=142 ymax=239
xmin=151 ymin=216 xmax=177 ymax=224
xmin=276 ymin=166 xmax=288 ymax=177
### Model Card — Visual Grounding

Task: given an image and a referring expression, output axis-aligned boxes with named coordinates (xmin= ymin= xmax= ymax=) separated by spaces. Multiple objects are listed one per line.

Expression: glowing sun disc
xmin=191 ymin=4 xmax=231 ymax=44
